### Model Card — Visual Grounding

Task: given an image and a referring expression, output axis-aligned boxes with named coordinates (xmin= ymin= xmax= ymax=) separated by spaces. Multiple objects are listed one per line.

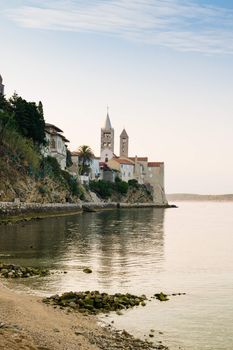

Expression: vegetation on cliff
xmin=89 ymin=178 xmax=153 ymax=203
xmin=0 ymin=94 xmax=84 ymax=202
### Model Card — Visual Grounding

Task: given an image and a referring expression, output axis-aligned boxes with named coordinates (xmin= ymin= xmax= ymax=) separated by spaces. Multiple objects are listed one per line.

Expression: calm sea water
xmin=0 ymin=202 xmax=233 ymax=349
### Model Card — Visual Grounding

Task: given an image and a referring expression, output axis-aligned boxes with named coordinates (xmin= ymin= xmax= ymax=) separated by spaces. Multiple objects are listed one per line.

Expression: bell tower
xmin=120 ymin=128 xmax=129 ymax=157
xmin=101 ymin=108 xmax=114 ymax=154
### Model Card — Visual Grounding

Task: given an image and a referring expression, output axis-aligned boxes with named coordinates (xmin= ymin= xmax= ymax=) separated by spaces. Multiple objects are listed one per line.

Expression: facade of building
xmin=108 ymin=157 xmax=135 ymax=182
xmin=43 ymin=123 xmax=69 ymax=170
xmin=0 ymin=75 xmax=4 ymax=95
xmin=90 ymin=157 xmax=100 ymax=180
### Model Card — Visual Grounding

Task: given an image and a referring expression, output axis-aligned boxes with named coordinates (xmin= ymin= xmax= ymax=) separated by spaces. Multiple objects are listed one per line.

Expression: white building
xmin=42 ymin=123 xmax=69 ymax=170
xmin=107 ymin=157 xmax=135 ymax=182
xmin=90 ymin=157 xmax=100 ymax=180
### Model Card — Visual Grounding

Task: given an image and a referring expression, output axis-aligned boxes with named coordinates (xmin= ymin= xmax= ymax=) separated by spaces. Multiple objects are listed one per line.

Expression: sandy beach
xmin=0 ymin=282 xmax=161 ymax=350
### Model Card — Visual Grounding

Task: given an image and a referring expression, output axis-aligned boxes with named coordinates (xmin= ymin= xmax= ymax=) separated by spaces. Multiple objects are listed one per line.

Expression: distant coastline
xmin=167 ymin=193 xmax=233 ymax=201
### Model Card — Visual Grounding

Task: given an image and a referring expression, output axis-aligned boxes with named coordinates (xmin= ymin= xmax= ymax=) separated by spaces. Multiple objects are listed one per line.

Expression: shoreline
xmin=0 ymin=201 xmax=176 ymax=224
xmin=0 ymin=281 xmax=166 ymax=350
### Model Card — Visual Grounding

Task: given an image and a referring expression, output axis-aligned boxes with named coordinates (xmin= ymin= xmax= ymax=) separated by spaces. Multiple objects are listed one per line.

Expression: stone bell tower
xmin=120 ymin=128 xmax=129 ymax=157
xmin=101 ymin=109 xmax=114 ymax=154
xmin=0 ymin=75 xmax=4 ymax=95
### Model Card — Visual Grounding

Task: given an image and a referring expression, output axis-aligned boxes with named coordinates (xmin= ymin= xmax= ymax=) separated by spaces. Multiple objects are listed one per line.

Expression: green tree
xmin=66 ymin=149 xmax=73 ymax=168
xmin=0 ymin=94 xmax=12 ymax=113
xmin=78 ymin=145 xmax=94 ymax=175
xmin=10 ymin=95 xmax=46 ymax=145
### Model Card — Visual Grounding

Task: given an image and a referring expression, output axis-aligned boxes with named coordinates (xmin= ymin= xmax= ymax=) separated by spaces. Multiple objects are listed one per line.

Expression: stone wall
xmin=0 ymin=201 xmax=172 ymax=220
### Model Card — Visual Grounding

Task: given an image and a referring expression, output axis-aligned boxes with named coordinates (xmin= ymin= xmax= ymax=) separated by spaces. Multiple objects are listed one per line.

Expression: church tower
xmin=0 ymin=75 xmax=4 ymax=95
xmin=101 ymin=111 xmax=114 ymax=154
xmin=120 ymin=128 xmax=129 ymax=158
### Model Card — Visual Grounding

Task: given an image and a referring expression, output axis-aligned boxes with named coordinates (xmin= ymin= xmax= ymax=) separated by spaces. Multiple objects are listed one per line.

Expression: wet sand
xmin=0 ymin=282 xmax=162 ymax=350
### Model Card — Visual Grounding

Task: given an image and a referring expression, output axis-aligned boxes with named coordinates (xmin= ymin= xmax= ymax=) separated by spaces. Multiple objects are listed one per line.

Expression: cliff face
xmin=152 ymin=184 xmax=168 ymax=206
xmin=0 ymin=148 xmax=80 ymax=203
xmin=0 ymin=172 xmax=78 ymax=204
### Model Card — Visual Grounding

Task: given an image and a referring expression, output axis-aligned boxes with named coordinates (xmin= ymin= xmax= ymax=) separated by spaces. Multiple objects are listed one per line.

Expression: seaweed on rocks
xmin=0 ymin=263 xmax=49 ymax=278
xmin=43 ymin=291 xmax=147 ymax=314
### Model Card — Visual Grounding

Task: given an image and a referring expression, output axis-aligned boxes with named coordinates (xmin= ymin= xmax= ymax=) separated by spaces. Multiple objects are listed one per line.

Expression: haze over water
xmin=0 ymin=202 xmax=232 ymax=349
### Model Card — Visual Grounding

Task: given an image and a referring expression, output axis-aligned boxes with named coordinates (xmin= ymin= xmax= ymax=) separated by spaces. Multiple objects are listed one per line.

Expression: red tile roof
xmin=148 ymin=162 xmax=164 ymax=167
xmin=113 ymin=158 xmax=135 ymax=165
xmin=129 ymin=157 xmax=148 ymax=162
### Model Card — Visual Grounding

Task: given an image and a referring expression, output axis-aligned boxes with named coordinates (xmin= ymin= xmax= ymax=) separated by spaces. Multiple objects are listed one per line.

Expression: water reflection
xmin=0 ymin=208 xmax=165 ymax=292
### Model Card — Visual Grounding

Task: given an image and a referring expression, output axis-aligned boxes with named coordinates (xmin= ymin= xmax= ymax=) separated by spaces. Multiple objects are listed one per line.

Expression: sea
xmin=0 ymin=201 xmax=232 ymax=349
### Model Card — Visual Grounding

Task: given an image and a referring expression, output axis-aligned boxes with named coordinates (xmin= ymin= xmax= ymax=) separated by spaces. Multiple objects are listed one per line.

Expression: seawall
xmin=0 ymin=201 xmax=175 ymax=223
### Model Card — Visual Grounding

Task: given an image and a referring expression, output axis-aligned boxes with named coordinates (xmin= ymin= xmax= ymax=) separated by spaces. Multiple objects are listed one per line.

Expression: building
xmin=120 ymin=129 xmax=129 ymax=157
xmin=108 ymin=157 xmax=135 ymax=182
xmin=0 ymin=75 xmax=4 ymax=95
xmin=98 ymin=112 xmax=167 ymax=205
xmin=100 ymin=111 xmax=114 ymax=162
xmin=42 ymin=123 xmax=70 ymax=170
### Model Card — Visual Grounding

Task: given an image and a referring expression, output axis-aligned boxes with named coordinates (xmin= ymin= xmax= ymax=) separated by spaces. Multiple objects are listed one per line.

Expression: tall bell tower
xmin=120 ymin=128 xmax=129 ymax=157
xmin=101 ymin=109 xmax=114 ymax=154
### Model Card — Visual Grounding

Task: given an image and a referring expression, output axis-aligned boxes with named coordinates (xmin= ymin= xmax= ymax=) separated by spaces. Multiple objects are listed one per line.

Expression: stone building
xmin=0 ymin=75 xmax=4 ymax=95
xmin=99 ymin=112 xmax=167 ymax=205
xmin=120 ymin=128 xmax=129 ymax=157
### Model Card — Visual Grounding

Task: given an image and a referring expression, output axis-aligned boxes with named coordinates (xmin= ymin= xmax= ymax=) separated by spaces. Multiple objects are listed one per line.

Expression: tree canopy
xmin=9 ymin=95 xmax=46 ymax=145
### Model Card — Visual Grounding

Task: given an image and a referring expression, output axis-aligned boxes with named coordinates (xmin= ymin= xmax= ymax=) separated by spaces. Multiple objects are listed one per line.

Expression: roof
xmin=45 ymin=128 xmax=69 ymax=142
xmin=71 ymin=151 xmax=79 ymax=156
xmin=103 ymin=113 xmax=112 ymax=130
xmin=129 ymin=157 xmax=148 ymax=162
xmin=45 ymin=123 xmax=63 ymax=133
xmin=148 ymin=162 xmax=164 ymax=167
xmin=120 ymin=128 xmax=128 ymax=138
xmin=113 ymin=158 xmax=134 ymax=165
xmin=60 ymin=135 xmax=70 ymax=143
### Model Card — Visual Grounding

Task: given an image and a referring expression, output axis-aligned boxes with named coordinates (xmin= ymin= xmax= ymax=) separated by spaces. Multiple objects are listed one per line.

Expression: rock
xmin=43 ymin=290 xmax=147 ymax=315
xmin=154 ymin=292 xmax=169 ymax=302
xmin=0 ymin=263 xmax=49 ymax=279
xmin=83 ymin=268 xmax=92 ymax=274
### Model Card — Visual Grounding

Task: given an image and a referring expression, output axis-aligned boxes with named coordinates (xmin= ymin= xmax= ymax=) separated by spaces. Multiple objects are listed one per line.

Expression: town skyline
xmin=1 ymin=0 xmax=233 ymax=194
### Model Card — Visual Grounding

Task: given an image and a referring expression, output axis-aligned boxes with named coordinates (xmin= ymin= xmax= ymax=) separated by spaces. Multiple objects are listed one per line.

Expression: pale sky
xmin=1 ymin=0 xmax=233 ymax=194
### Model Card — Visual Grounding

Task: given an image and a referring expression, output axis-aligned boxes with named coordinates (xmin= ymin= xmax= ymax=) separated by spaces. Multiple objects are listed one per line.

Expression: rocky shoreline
xmin=0 ymin=282 xmax=168 ymax=350
xmin=0 ymin=201 xmax=176 ymax=224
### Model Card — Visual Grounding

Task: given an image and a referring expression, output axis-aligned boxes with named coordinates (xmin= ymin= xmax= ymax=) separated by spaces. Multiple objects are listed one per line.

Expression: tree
xmin=0 ymin=94 xmax=12 ymax=113
xmin=66 ymin=149 xmax=73 ymax=168
xmin=10 ymin=95 xmax=46 ymax=145
xmin=78 ymin=145 xmax=94 ymax=175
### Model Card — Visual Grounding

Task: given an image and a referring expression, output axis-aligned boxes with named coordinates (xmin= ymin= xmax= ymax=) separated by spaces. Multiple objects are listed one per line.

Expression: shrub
xmin=89 ymin=180 xmax=112 ymax=199
xmin=114 ymin=179 xmax=128 ymax=195
xmin=61 ymin=170 xmax=81 ymax=197
xmin=2 ymin=127 xmax=40 ymax=171
xmin=128 ymin=179 xmax=139 ymax=188
xmin=40 ymin=156 xmax=62 ymax=179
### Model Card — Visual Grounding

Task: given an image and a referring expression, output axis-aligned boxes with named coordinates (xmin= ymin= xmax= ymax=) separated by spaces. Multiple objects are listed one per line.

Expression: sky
xmin=1 ymin=0 xmax=233 ymax=194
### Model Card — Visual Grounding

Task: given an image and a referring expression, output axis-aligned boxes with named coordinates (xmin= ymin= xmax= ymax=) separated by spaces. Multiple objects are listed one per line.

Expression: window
xmin=51 ymin=138 xmax=56 ymax=149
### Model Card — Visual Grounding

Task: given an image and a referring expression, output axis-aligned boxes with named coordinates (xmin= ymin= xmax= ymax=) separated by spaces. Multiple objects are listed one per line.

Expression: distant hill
xmin=167 ymin=193 xmax=233 ymax=202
